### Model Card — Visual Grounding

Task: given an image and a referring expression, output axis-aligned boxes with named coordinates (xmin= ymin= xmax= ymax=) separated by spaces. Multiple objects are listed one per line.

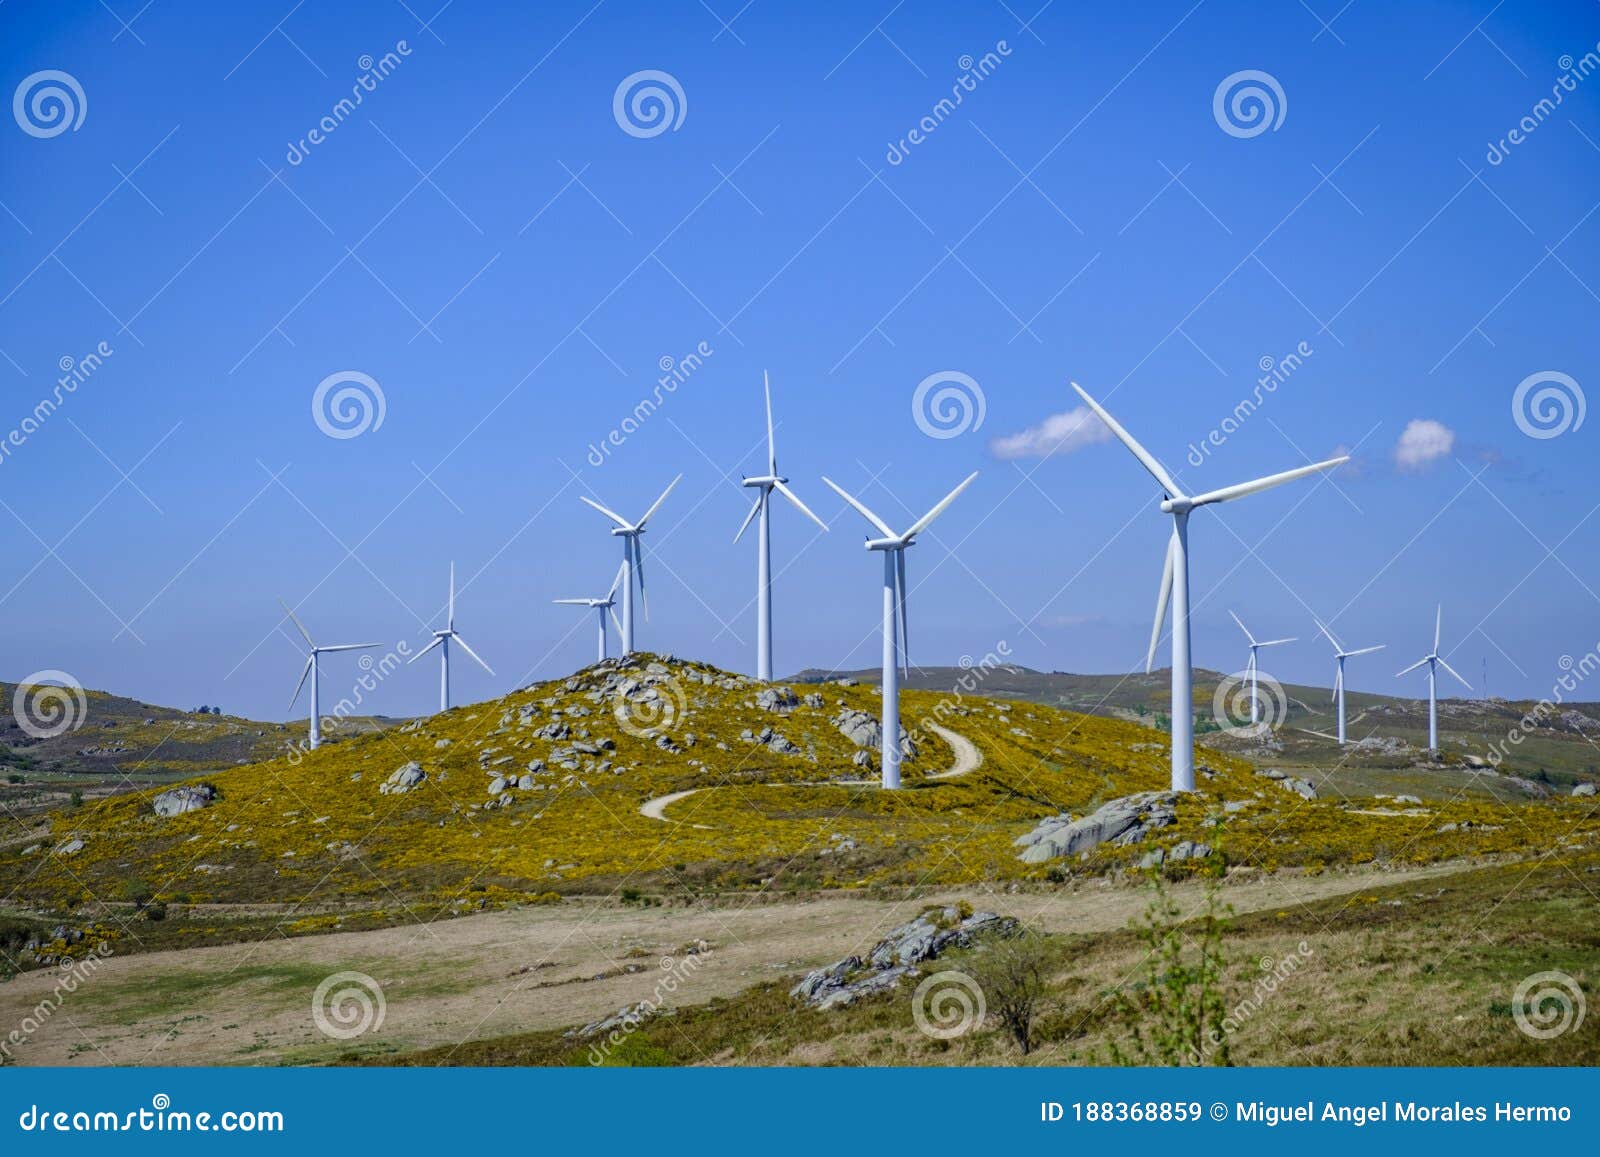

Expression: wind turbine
xmin=1396 ymin=605 xmax=1471 ymax=753
xmin=822 ymin=471 xmax=979 ymax=790
xmin=1229 ymin=611 xmax=1296 ymax=725
xmin=280 ymin=600 xmax=379 ymax=750
xmin=1313 ymin=618 xmax=1384 ymax=745
xmin=408 ymin=562 xmax=494 ymax=712
xmin=1070 ymin=382 xmax=1347 ymax=792
xmin=579 ymin=475 xmax=681 ymax=656
xmin=553 ymin=563 xmax=626 ymax=665
xmin=734 ymin=372 xmax=829 ymax=681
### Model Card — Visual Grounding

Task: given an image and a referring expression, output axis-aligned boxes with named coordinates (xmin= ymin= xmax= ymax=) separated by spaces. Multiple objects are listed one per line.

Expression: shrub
xmin=969 ymin=933 xmax=1053 ymax=1055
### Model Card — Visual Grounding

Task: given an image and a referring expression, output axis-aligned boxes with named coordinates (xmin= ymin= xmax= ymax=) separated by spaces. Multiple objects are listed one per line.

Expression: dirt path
xmin=0 ymin=860 xmax=1480 ymax=1067
xmin=925 ymin=725 xmax=982 ymax=779
xmin=639 ymin=789 xmax=703 ymax=822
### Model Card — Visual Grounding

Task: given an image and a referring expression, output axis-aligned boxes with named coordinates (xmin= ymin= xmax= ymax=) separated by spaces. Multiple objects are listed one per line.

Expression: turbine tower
xmin=822 ymin=471 xmax=978 ymax=790
xmin=1229 ymin=611 xmax=1296 ymax=725
xmin=1314 ymin=618 xmax=1384 ymax=745
xmin=734 ymin=372 xmax=828 ymax=682
xmin=1396 ymin=605 xmax=1471 ymax=753
xmin=1071 ymin=383 xmax=1347 ymax=792
xmin=280 ymin=600 xmax=379 ymax=750
xmin=579 ymin=475 xmax=681 ymax=656
xmin=553 ymin=563 xmax=626 ymax=665
xmin=409 ymin=562 xmax=494 ymax=712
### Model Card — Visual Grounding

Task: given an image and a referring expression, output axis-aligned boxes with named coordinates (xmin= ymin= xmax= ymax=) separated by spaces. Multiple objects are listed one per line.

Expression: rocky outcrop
xmin=1574 ymin=782 xmax=1597 ymax=797
xmin=1014 ymin=792 xmax=1177 ymax=864
xmin=379 ymin=761 xmax=427 ymax=795
xmin=832 ymin=708 xmax=916 ymax=758
xmin=1258 ymin=767 xmax=1318 ymax=799
xmin=791 ymin=907 xmax=1018 ymax=1009
xmin=1138 ymin=839 xmax=1212 ymax=869
xmin=152 ymin=783 xmax=217 ymax=817
xmin=756 ymin=686 xmax=799 ymax=713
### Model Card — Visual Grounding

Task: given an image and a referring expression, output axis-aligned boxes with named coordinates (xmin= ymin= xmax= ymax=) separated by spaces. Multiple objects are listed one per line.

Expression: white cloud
xmin=1393 ymin=418 xmax=1455 ymax=470
xmin=989 ymin=406 xmax=1112 ymax=460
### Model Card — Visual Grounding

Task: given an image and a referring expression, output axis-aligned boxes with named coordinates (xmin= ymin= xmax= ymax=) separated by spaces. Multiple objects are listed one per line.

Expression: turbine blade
xmin=905 ymin=471 xmax=979 ymax=538
xmin=1228 ymin=610 xmax=1255 ymax=644
xmin=1434 ymin=604 xmax=1442 ymax=654
xmin=636 ymin=474 xmax=681 ymax=528
xmin=1314 ymin=617 xmax=1344 ymax=653
xmin=448 ymin=561 xmax=456 ymax=631
xmin=1345 ymin=644 xmax=1386 ymax=657
xmin=821 ymin=476 xmax=896 ymax=538
xmin=896 ymin=549 xmax=909 ymax=677
xmin=319 ymin=643 xmax=380 ymax=653
xmin=278 ymin=599 xmax=315 ymax=647
xmin=1436 ymin=656 xmax=1473 ymax=690
xmin=1146 ymin=531 xmax=1176 ymax=674
xmin=288 ymin=656 xmax=313 ymax=710
xmin=1070 ymin=381 xmax=1180 ymax=495
xmin=1395 ymin=657 xmax=1429 ymax=678
xmin=552 ymin=599 xmax=592 ymax=606
xmin=764 ymin=370 xmax=777 ymax=475
xmin=579 ymin=494 xmax=632 ymax=529
xmin=773 ymin=480 xmax=828 ymax=532
xmin=607 ymin=559 xmax=626 ymax=601
xmin=609 ymin=606 xmax=624 ymax=637
xmin=1332 ymin=663 xmax=1343 ymax=704
xmin=733 ymin=493 xmax=762 ymax=544
xmin=1187 ymin=456 xmax=1349 ymax=508
xmin=633 ymin=537 xmax=649 ymax=621
xmin=452 ymin=633 xmax=495 ymax=676
xmin=1257 ymin=636 xmax=1297 ymax=648
xmin=409 ymin=635 xmax=446 ymax=661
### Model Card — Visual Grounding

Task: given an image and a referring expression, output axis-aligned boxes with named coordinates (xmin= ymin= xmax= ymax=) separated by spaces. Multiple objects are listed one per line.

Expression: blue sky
xmin=1 ymin=0 xmax=1597 ymax=720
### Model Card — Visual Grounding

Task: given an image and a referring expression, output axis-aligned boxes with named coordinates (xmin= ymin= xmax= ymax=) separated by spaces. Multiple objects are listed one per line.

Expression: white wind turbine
xmin=1396 ymin=605 xmax=1471 ymax=753
xmin=734 ymin=372 xmax=829 ymax=681
xmin=553 ymin=563 xmax=626 ymax=666
xmin=822 ymin=471 xmax=979 ymax=790
xmin=1229 ymin=611 xmax=1296 ymax=725
xmin=1314 ymin=618 xmax=1384 ymax=745
xmin=280 ymin=600 xmax=379 ymax=750
xmin=1071 ymin=383 xmax=1347 ymax=792
xmin=408 ymin=562 xmax=494 ymax=712
xmin=579 ymin=475 xmax=681 ymax=656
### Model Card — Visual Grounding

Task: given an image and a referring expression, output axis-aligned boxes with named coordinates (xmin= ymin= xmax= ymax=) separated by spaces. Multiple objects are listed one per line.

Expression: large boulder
xmin=791 ymin=907 xmax=1018 ymax=1009
xmin=756 ymin=686 xmax=799 ymax=713
xmin=832 ymin=709 xmax=916 ymax=758
xmin=152 ymin=783 xmax=218 ymax=818
xmin=1573 ymin=782 xmax=1597 ymax=797
xmin=379 ymin=761 xmax=427 ymax=795
xmin=1015 ymin=792 xmax=1177 ymax=863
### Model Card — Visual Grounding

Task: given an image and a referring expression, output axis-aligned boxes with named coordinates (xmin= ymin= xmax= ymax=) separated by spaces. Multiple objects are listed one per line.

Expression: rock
xmin=1573 ymin=783 xmax=1597 ymax=797
xmin=1139 ymin=840 xmax=1212 ymax=869
xmin=756 ymin=686 xmax=800 ymax=713
xmin=487 ymin=776 xmax=507 ymax=796
xmin=55 ymin=838 xmax=85 ymax=856
xmin=832 ymin=708 xmax=915 ymax=756
xmin=434 ymin=738 xmax=452 ymax=749
xmin=152 ymin=783 xmax=218 ymax=818
xmin=380 ymin=761 xmax=427 ymax=795
xmin=792 ymin=908 xmax=1019 ymax=1009
xmin=1015 ymin=792 xmax=1177 ymax=863
xmin=803 ymin=693 xmax=825 ymax=709
xmin=852 ymin=750 xmax=874 ymax=769
xmin=769 ymin=735 xmax=801 ymax=755
xmin=1392 ymin=794 xmax=1422 ymax=805
xmin=1258 ymin=768 xmax=1317 ymax=799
